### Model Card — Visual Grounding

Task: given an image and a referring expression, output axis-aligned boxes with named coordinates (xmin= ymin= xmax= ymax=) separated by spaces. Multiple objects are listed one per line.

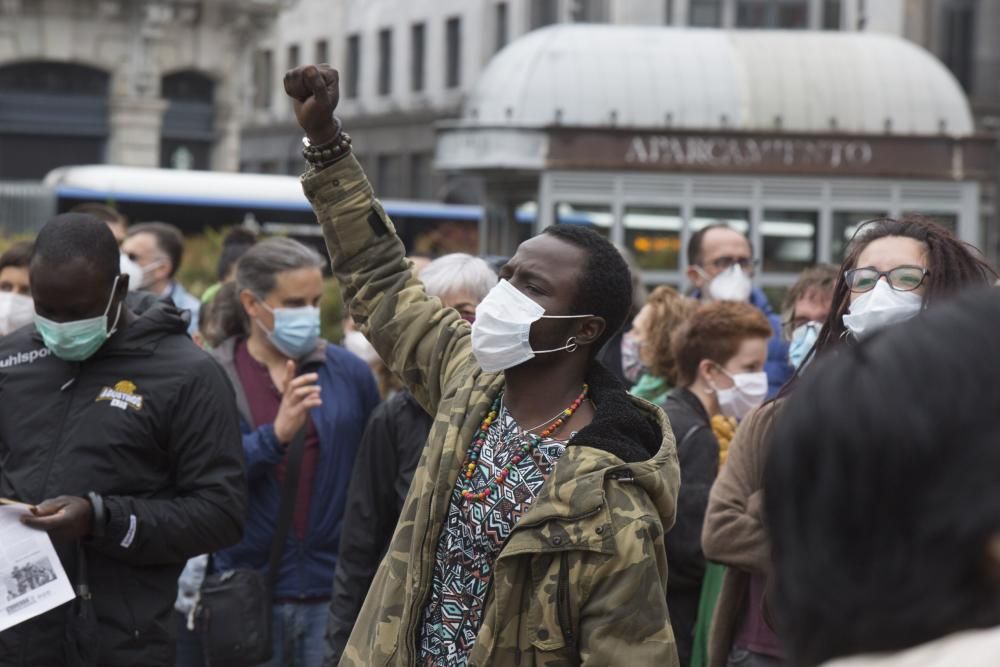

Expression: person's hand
xmin=22 ymin=496 xmax=93 ymax=543
xmin=284 ymin=64 xmax=340 ymax=146
xmin=273 ymin=360 xmax=322 ymax=445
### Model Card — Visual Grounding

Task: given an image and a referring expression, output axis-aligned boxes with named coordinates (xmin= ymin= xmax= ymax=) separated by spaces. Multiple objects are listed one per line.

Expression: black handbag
xmin=197 ymin=425 xmax=308 ymax=667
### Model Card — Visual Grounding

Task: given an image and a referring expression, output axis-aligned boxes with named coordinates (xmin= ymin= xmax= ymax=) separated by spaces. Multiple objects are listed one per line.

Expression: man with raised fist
xmin=286 ymin=64 xmax=681 ymax=667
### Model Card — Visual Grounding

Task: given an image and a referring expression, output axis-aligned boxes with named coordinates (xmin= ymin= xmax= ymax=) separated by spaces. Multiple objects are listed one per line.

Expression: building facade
xmin=0 ymin=0 xmax=285 ymax=179
xmin=436 ymin=25 xmax=993 ymax=292
xmin=242 ymin=1 xmax=998 ymax=245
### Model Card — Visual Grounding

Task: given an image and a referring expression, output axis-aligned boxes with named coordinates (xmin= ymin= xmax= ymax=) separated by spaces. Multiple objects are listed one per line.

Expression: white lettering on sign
xmin=625 ymin=136 xmax=874 ymax=169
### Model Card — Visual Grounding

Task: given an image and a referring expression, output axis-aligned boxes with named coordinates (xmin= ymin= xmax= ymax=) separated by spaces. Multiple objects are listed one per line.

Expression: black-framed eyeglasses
xmin=708 ymin=256 xmax=759 ymax=273
xmin=844 ymin=265 xmax=929 ymax=293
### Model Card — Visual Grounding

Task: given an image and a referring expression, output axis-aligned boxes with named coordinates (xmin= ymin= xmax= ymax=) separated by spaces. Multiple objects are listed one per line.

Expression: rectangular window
xmin=736 ymin=0 xmax=808 ymax=28
xmin=624 ymin=207 xmax=682 ymax=271
xmin=411 ymin=23 xmax=426 ymax=92
xmin=777 ymin=2 xmax=808 ymax=28
xmin=530 ymin=0 xmax=560 ymax=29
xmin=376 ymin=154 xmax=404 ymax=198
xmin=943 ymin=4 xmax=975 ymax=91
xmin=315 ymin=39 xmax=328 ymax=64
xmin=253 ymin=49 xmax=272 ymax=109
xmin=832 ymin=211 xmax=886 ymax=262
xmin=345 ymin=34 xmax=361 ymax=99
xmin=571 ymin=0 xmax=609 ymax=22
xmin=378 ymin=28 xmax=392 ymax=95
xmin=445 ymin=17 xmax=461 ymax=88
xmin=409 ymin=153 xmax=433 ymax=199
xmin=665 ymin=0 xmax=673 ymax=24
xmin=689 ymin=0 xmax=722 ymax=27
xmin=287 ymin=44 xmax=300 ymax=71
xmin=495 ymin=2 xmax=509 ymax=52
xmin=761 ymin=210 xmax=818 ymax=273
xmin=904 ymin=212 xmax=958 ymax=234
xmin=822 ymin=0 xmax=841 ymax=29
xmin=554 ymin=203 xmax=612 ymax=239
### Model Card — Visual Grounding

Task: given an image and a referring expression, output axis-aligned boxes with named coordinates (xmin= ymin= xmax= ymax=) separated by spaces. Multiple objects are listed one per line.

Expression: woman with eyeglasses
xmin=699 ymin=216 xmax=996 ymax=667
xmin=764 ymin=288 xmax=1000 ymax=667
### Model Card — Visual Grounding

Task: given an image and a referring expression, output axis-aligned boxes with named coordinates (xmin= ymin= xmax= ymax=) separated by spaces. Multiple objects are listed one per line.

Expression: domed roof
xmin=462 ymin=25 xmax=973 ymax=136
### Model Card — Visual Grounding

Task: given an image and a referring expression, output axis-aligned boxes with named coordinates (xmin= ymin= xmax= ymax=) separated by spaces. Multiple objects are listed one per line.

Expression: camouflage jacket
xmin=303 ymin=155 xmax=681 ymax=667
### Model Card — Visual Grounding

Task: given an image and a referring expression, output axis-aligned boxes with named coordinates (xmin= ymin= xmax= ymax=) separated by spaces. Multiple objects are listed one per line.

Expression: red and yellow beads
xmin=460 ymin=385 xmax=589 ymax=503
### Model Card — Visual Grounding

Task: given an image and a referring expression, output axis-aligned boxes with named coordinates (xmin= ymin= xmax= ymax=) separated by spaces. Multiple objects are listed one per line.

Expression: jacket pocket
xmin=527 ymin=553 xmax=578 ymax=660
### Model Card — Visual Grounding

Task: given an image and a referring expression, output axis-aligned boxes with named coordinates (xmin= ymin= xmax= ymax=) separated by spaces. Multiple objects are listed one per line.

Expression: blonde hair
xmin=638 ymin=286 xmax=697 ymax=383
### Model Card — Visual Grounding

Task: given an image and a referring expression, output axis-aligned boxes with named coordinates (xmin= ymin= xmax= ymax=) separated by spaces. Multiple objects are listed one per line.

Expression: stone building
xmin=0 ymin=0 xmax=285 ymax=179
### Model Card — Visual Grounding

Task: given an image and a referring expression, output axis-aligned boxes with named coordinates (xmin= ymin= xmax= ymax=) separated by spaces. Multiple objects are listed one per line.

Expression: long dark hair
xmin=764 ymin=287 xmax=1000 ymax=666
xmin=786 ymin=216 xmax=996 ymax=389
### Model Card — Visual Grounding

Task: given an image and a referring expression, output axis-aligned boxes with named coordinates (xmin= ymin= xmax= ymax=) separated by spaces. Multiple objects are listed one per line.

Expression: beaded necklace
xmin=460 ymin=384 xmax=589 ymax=503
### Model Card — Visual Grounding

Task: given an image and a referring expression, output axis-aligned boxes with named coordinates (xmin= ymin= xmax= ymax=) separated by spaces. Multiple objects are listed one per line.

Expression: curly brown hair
xmin=634 ymin=286 xmax=697 ymax=383
xmin=672 ymin=301 xmax=774 ymax=387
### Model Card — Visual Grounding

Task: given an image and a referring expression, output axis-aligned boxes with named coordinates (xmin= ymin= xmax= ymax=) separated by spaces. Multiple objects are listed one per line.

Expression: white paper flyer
xmin=0 ymin=504 xmax=76 ymax=632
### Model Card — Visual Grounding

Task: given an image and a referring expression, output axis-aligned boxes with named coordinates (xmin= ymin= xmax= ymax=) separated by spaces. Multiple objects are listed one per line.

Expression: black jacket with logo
xmin=0 ymin=295 xmax=246 ymax=667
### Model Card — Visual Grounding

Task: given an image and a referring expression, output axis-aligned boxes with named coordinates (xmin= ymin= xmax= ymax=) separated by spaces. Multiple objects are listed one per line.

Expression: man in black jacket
xmin=0 ymin=213 xmax=246 ymax=666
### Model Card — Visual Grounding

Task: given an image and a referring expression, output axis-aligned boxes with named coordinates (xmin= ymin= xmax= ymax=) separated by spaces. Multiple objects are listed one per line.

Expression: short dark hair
xmin=32 ymin=213 xmax=120 ymax=284
xmin=128 ymin=222 xmax=185 ymax=277
xmin=765 ymin=288 xmax=1000 ymax=666
xmin=0 ymin=241 xmax=34 ymax=273
xmin=69 ymin=202 xmax=128 ymax=227
xmin=542 ymin=224 xmax=632 ymax=353
xmin=687 ymin=223 xmax=750 ymax=267
xmin=217 ymin=227 xmax=257 ymax=281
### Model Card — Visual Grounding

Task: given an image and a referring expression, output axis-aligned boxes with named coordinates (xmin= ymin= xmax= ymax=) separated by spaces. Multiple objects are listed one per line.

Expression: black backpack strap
xmin=266 ymin=425 xmax=308 ymax=592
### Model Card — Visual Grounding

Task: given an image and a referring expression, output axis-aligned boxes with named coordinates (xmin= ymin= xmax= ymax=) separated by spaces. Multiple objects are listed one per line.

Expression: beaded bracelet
xmin=301 ymin=115 xmax=353 ymax=168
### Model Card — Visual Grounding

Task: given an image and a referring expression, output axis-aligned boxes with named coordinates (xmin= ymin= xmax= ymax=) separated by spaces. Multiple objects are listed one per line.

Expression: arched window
xmin=0 ymin=61 xmax=110 ymax=179
xmin=160 ymin=70 xmax=215 ymax=170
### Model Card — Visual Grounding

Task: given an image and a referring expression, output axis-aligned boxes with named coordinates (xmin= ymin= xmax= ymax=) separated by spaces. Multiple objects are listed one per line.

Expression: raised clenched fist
xmin=284 ymin=64 xmax=340 ymax=146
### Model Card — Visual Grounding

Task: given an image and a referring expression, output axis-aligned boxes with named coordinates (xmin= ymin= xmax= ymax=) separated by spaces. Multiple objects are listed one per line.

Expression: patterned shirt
xmin=418 ymin=403 xmax=568 ymax=666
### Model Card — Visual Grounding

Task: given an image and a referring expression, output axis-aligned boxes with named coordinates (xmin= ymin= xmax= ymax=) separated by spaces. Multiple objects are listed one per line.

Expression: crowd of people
xmin=0 ymin=61 xmax=998 ymax=667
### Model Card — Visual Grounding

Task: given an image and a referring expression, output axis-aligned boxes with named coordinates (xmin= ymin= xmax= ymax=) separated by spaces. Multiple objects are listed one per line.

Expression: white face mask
xmin=711 ymin=367 xmax=768 ymax=420
xmin=471 ymin=279 xmax=593 ymax=373
xmin=0 ymin=291 xmax=34 ymax=336
xmin=120 ymin=254 xmax=144 ymax=292
xmin=704 ymin=265 xmax=753 ymax=302
xmin=842 ymin=279 xmax=923 ymax=340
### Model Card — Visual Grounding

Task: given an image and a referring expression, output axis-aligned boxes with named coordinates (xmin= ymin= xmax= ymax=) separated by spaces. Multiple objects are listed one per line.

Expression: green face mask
xmin=34 ymin=276 xmax=122 ymax=362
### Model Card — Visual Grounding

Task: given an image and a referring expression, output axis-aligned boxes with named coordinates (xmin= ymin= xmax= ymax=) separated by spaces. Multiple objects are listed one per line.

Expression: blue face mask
xmin=34 ymin=276 xmax=123 ymax=362
xmin=788 ymin=321 xmax=821 ymax=370
xmin=256 ymin=298 xmax=321 ymax=359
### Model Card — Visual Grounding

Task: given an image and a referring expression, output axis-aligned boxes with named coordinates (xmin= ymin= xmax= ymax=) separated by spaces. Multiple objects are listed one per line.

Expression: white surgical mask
xmin=0 ymin=291 xmax=34 ymax=336
xmin=621 ymin=331 xmax=646 ymax=384
xmin=711 ymin=367 xmax=768 ymax=420
xmin=471 ymin=279 xmax=593 ymax=372
xmin=842 ymin=280 xmax=923 ymax=340
xmin=120 ymin=254 xmax=144 ymax=292
xmin=705 ymin=265 xmax=753 ymax=302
